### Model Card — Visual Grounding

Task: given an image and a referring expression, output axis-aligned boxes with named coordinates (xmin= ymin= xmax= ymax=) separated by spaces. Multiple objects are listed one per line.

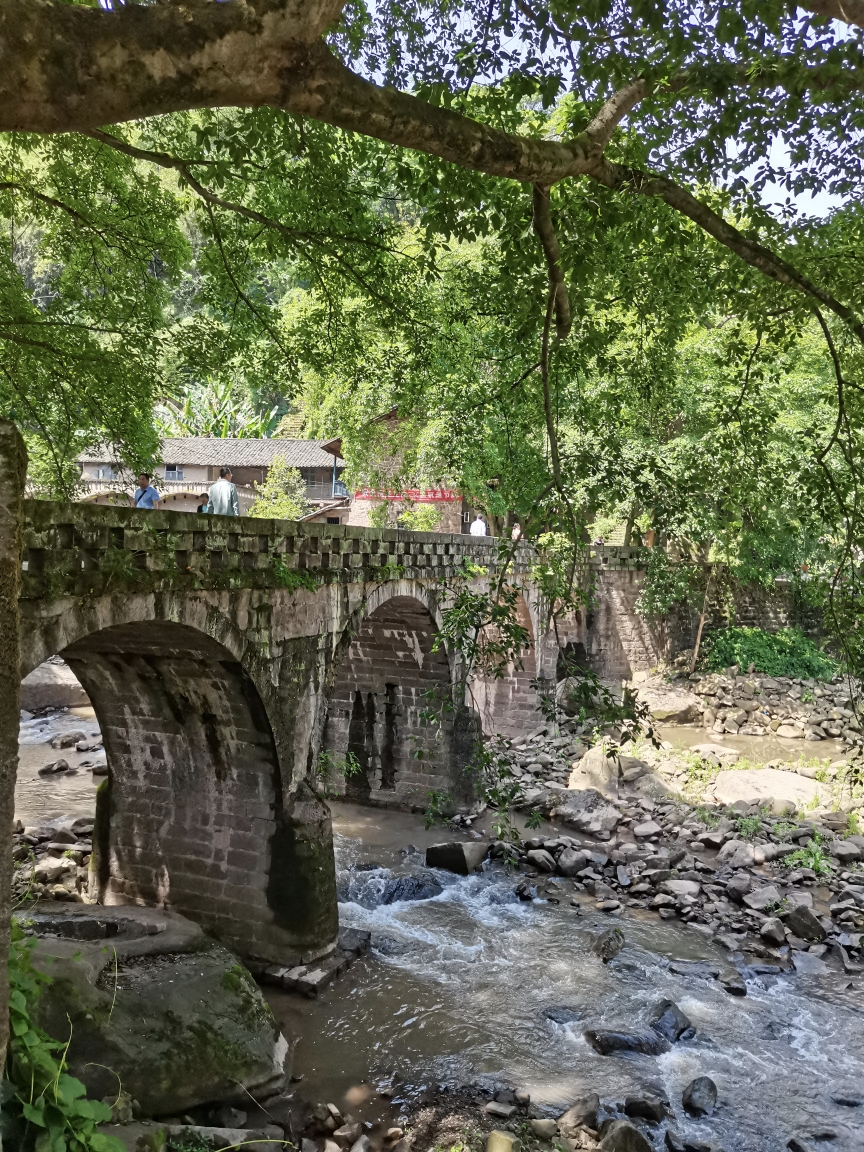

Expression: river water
xmin=14 ymin=713 xmax=864 ymax=1151
xmin=267 ymin=804 xmax=864 ymax=1152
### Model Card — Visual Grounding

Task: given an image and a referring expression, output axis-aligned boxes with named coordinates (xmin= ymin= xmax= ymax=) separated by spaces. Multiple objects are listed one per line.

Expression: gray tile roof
xmin=80 ymin=437 xmax=343 ymax=468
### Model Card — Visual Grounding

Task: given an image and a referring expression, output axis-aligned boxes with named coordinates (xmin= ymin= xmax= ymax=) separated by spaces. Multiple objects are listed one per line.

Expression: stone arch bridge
xmin=12 ymin=499 xmax=651 ymax=968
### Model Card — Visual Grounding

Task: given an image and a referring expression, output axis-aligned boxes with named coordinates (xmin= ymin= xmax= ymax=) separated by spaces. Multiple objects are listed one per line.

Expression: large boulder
xmin=711 ymin=768 xmax=827 ymax=816
xmin=633 ymin=682 xmax=702 ymax=724
xmin=22 ymin=903 xmax=286 ymax=1115
xmin=21 ymin=659 xmax=90 ymax=710
xmin=550 ymin=788 xmax=622 ymax=836
xmin=567 ymin=743 xmax=619 ymax=797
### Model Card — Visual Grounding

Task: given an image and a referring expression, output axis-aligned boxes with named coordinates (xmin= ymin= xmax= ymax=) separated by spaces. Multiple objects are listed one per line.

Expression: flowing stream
xmin=13 ymin=715 xmax=864 ymax=1152
xmin=269 ymin=804 xmax=864 ymax=1152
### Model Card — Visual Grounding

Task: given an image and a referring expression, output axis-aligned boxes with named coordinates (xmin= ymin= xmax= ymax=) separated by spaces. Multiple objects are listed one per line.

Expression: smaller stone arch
xmin=322 ymin=594 xmax=478 ymax=809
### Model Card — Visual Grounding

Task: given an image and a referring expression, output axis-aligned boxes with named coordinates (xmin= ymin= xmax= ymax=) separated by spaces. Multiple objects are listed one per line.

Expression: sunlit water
xmin=14 ymin=719 xmax=863 ymax=1150
xmin=269 ymin=807 xmax=864 ymax=1152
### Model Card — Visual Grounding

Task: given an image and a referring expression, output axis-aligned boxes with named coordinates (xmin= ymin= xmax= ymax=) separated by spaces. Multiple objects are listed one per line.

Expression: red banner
xmin=353 ymin=488 xmax=459 ymax=502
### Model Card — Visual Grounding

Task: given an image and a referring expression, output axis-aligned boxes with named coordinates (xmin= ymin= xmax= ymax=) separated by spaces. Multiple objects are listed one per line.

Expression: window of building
xmin=326 ymin=517 xmax=341 ymax=524
xmin=95 ymin=465 xmax=116 ymax=480
xmin=164 ymin=464 xmax=184 ymax=480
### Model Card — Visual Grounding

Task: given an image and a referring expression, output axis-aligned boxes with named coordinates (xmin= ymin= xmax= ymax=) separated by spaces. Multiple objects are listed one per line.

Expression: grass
xmin=735 ymin=812 xmax=766 ymax=840
xmin=701 ymin=625 xmax=839 ymax=681
xmin=784 ymin=832 xmax=834 ymax=876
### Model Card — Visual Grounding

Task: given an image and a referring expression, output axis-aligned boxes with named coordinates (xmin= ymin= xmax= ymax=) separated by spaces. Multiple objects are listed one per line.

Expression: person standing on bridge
xmin=469 ymin=514 xmax=487 ymax=536
xmin=208 ymin=466 xmax=240 ymax=516
xmin=133 ymin=473 xmax=160 ymax=509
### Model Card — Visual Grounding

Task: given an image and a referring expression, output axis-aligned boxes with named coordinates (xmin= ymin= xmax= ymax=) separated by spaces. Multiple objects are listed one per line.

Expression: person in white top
xmin=469 ymin=515 xmax=487 ymax=536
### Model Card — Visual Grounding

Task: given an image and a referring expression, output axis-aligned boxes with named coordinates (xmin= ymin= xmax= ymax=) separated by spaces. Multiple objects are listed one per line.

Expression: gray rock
xmin=21 ymin=660 xmax=90 ymax=710
xmin=550 ymin=788 xmax=622 ymax=836
xmin=557 ymin=847 xmax=590 ymax=876
xmin=633 ymin=820 xmax=662 ymax=838
xmin=568 ymin=743 xmax=619 ymax=797
xmin=649 ymin=1000 xmax=693 ymax=1042
xmin=661 ymin=879 xmax=701 ymax=899
xmin=832 ymin=841 xmax=861 ymax=864
xmin=584 ymin=1028 xmax=670 ymax=1055
xmin=791 ymin=950 xmax=829 ymax=975
xmin=49 ymin=729 xmax=87 ymax=750
xmin=742 ymin=884 xmax=781 ymax=911
xmin=543 ymin=1006 xmax=581 ymax=1025
xmin=599 ymin=1119 xmax=653 ymax=1152
xmin=557 ymin=1093 xmax=600 ymax=1134
xmin=716 ymin=839 xmax=756 ymax=869
xmin=425 ymin=841 xmax=488 ymax=875
xmin=760 ymin=917 xmax=787 ymax=946
xmin=725 ymin=873 xmax=752 ymax=902
xmin=530 ymin=1119 xmax=558 ymax=1139
xmin=718 ymin=969 xmax=747 ymax=996
xmin=484 ymin=1101 xmax=516 ymax=1119
xmin=26 ymin=903 xmax=285 ymax=1115
xmin=784 ymin=905 xmax=826 ymax=942
xmin=526 ymin=849 xmax=557 ymax=872
xmin=592 ymin=926 xmax=625 ymax=962
xmin=381 ymin=872 xmax=444 ymax=903
xmin=682 ymin=1076 xmax=717 ymax=1116
xmin=623 ymin=1095 xmax=667 ymax=1123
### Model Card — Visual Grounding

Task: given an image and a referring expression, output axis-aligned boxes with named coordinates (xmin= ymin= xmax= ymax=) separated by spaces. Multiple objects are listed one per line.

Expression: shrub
xmin=701 ymin=626 xmax=838 ymax=681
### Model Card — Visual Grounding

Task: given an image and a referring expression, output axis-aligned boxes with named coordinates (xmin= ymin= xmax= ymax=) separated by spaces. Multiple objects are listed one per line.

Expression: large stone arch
xmin=321 ymin=587 xmax=479 ymax=809
xmin=58 ymin=616 xmax=337 ymax=966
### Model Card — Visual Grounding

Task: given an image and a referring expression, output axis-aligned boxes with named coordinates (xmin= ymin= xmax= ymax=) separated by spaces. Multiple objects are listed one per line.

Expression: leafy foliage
xmin=5 ymin=919 xmax=124 ymax=1152
xmin=702 ymin=626 xmax=839 ymax=681
xmin=249 ymin=455 xmax=310 ymax=520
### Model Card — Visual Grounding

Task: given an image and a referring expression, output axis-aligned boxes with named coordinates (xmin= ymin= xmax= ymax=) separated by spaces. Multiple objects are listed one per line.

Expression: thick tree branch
xmin=599 ymin=163 xmax=864 ymax=343
xmin=532 ymin=185 xmax=571 ymax=341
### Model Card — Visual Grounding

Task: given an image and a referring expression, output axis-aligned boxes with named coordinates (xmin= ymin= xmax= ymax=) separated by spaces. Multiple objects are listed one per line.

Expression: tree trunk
xmin=689 ymin=567 xmax=715 ymax=675
xmin=0 ymin=420 xmax=26 ymax=1076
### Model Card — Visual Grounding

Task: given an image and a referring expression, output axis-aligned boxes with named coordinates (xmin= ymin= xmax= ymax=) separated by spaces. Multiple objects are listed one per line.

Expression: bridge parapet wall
xmin=19 ymin=501 xmax=534 ymax=601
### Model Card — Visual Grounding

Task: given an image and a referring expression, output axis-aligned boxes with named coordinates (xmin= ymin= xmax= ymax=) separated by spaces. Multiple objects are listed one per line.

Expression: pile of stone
xmin=487 ymin=791 xmax=864 ymax=978
xmin=12 ymin=814 xmax=93 ymax=901
xmin=632 ymin=666 xmax=863 ymax=747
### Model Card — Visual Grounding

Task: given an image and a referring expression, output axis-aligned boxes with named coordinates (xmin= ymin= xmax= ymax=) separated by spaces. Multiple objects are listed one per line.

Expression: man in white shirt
xmin=469 ymin=514 xmax=487 ymax=536
xmin=208 ymin=467 xmax=240 ymax=516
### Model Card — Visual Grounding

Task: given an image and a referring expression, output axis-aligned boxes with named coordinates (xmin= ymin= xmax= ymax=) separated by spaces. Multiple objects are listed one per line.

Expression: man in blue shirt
xmin=133 ymin=472 xmax=160 ymax=509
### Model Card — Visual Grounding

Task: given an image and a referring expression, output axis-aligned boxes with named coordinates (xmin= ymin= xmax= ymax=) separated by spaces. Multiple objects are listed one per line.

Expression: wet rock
xmin=334 ymin=1123 xmax=363 ymax=1146
xmin=557 ymin=1093 xmax=600 ymax=1134
xmin=49 ymin=729 xmax=87 ymax=749
xmin=784 ymin=905 xmax=826 ymax=942
xmin=557 ymin=847 xmax=590 ymax=876
xmin=791 ymin=951 xmax=829 ymax=975
xmin=530 ymin=1119 xmax=558 ymax=1139
xmin=759 ymin=917 xmax=787 ymax=946
xmin=598 ymin=1118 xmax=653 ymax=1152
xmin=623 ymin=1095 xmax=667 ymax=1123
xmin=38 ymin=758 xmax=71 ymax=776
xmin=425 ymin=842 xmax=488 ymax=875
xmin=163 ymin=1125 xmax=284 ymax=1151
xmin=682 ymin=1076 xmax=717 ymax=1117
xmin=542 ymin=1006 xmax=581 ymax=1025
xmin=718 ymin=968 xmax=747 ymax=996
xmin=350 ymin=1136 xmax=372 ymax=1152
xmin=381 ymin=873 xmax=444 ymax=904
xmin=584 ymin=1028 xmax=670 ymax=1056
xmin=592 ymin=926 xmax=625 ymax=962
xmin=649 ymin=1000 xmax=693 ymax=1042
xmin=787 ymin=1140 xmax=816 ymax=1152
